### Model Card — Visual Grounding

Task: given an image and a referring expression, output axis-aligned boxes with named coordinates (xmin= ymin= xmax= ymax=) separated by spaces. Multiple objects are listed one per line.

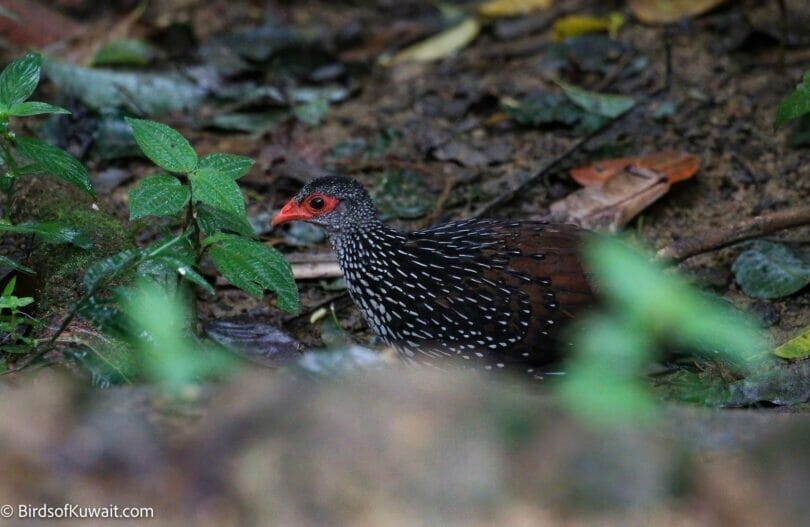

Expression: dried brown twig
xmin=656 ymin=206 xmax=810 ymax=262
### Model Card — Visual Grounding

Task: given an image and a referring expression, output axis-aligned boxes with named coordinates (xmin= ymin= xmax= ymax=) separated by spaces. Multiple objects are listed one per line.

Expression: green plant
xmin=0 ymin=52 xmax=96 ymax=274
xmin=73 ymin=118 xmax=298 ymax=352
xmin=0 ymin=276 xmax=38 ymax=356
xmin=775 ymin=70 xmax=810 ymax=146
xmin=775 ymin=71 xmax=810 ymax=129
xmin=558 ymin=237 xmax=768 ymax=426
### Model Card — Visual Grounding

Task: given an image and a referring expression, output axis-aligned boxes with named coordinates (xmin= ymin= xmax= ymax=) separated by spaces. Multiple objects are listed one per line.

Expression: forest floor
xmin=0 ymin=0 xmax=809 ymax=525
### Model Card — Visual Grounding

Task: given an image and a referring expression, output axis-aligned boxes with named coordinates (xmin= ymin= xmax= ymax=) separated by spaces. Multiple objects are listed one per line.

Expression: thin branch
xmin=656 ymin=206 xmax=810 ymax=262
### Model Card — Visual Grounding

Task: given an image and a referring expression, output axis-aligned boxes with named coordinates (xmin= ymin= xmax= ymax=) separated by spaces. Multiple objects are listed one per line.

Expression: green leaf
xmin=129 ymin=174 xmax=191 ymax=220
xmin=0 ymin=295 xmax=33 ymax=310
xmin=125 ymin=117 xmax=198 ymax=173
xmin=148 ymin=256 xmax=215 ymax=296
xmin=732 ymin=241 xmax=810 ymax=299
xmin=6 ymin=101 xmax=69 ymax=116
xmin=14 ymin=137 xmax=94 ymax=196
xmin=586 ymin=237 xmax=766 ymax=360
xmin=0 ymin=52 xmax=41 ymax=108
xmin=76 ymin=295 xmax=134 ymax=341
xmin=84 ymin=248 xmax=142 ymax=292
xmin=775 ymin=71 xmax=810 ymax=129
xmin=774 ymin=327 xmax=810 ymax=360
xmin=121 ymin=278 xmax=237 ymax=387
xmin=0 ymin=255 xmax=34 ymax=274
xmin=197 ymin=153 xmax=254 ymax=180
xmin=0 ymin=221 xmax=93 ymax=249
xmin=208 ymin=235 xmax=298 ymax=313
xmin=2 ymin=275 xmax=16 ymax=297
xmin=556 ymin=80 xmax=636 ymax=118
xmin=195 ymin=203 xmax=255 ymax=237
xmin=190 ymin=167 xmax=246 ymax=216
xmin=92 ymin=39 xmax=155 ymax=67
xmin=502 ymin=93 xmax=608 ymax=133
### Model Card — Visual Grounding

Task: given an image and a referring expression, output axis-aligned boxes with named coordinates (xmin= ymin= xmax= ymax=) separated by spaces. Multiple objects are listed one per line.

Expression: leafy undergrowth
xmin=0 ymin=0 xmax=807 ymax=417
xmin=0 ymin=2 xmax=809 ymax=524
xmin=0 ymin=53 xmax=298 ymax=379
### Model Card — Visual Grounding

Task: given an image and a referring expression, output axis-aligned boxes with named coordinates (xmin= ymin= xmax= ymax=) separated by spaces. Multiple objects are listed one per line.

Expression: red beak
xmin=271 ymin=199 xmax=312 ymax=228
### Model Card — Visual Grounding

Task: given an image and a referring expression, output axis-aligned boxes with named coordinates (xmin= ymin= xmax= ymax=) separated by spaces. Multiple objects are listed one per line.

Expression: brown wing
xmin=484 ymin=222 xmax=594 ymax=365
xmin=401 ymin=220 xmax=594 ymax=371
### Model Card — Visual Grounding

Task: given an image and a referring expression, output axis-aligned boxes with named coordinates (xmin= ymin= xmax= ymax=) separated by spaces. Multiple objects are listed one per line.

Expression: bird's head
xmin=271 ymin=176 xmax=378 ymax=234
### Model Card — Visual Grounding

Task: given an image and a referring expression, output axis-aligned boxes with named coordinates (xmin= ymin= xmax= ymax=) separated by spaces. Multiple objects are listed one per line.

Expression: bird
xmin=271 ymin=175 xmax=594 ymax=379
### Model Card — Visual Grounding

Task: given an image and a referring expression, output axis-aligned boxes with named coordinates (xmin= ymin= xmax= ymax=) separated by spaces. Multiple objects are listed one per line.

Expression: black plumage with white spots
xmin=272 ymin=176 xmax=594 ymax=379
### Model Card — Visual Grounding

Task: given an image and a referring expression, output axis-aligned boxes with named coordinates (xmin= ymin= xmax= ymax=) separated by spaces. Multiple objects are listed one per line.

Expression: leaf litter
xmin=0 ymin=0 xmax=808 ymax=409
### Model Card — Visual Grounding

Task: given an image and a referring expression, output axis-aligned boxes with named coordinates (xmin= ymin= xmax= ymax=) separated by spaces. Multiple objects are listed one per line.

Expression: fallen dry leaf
xmin=774 ymin=327 xmax=810 ymax=360
xmin=477 ymin=0 xmax=553 ymax=18
xmin=0 ymin=0 xmax=81 ymax=47
xmin=569 ymin=152 xmax=700 ymax=187
xmin=627 ymin=0 xmax=732 ymax=25
xmin=552 ymin=13 xmax=625 ymax=41
xmin=381 ymin=18 xmax=480 ymax=65
xmin=552 ymin=165 xmax=683 ymax=232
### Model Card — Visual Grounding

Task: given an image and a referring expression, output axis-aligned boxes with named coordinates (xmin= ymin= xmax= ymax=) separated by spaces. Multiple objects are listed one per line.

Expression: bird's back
xmin=338 ymin=218 xmax=594 ymax=379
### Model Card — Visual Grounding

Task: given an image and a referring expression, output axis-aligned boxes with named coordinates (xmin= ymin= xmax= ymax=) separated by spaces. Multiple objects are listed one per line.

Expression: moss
xmin=12 ymin=176 xmax=134 ymax=315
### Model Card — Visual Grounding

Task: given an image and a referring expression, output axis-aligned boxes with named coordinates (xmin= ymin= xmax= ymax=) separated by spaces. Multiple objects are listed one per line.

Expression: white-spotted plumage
xmin=284 ymin=176 xmax=594 ymax=380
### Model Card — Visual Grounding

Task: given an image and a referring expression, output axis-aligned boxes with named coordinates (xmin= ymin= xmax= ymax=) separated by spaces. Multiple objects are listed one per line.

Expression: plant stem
xmin=146 ymin=230 xmax=188 ymax=259
xmin=0 ymin=133 xmax=20 ymax=221
xmin=184 ymin=204 xmax=201 ymax=335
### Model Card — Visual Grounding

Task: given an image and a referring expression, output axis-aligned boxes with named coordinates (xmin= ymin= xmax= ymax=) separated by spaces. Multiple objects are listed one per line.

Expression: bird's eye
xmin=309 ymin=196 xmax=325 ymax=210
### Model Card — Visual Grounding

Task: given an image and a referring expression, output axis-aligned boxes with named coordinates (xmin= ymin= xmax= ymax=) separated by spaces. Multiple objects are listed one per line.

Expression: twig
xmin=656 ymin=206 xmax=810 ymax=262
xmin=730 ymin=150 xmax=760 ymax=180
xmin=419 ymin=176 xmax=456 ymax=228
xmin=472 ymin=133 xmax=589 ymax=218
xmin=472 ymin=23 xmax=682 ymax=220
xmin=473 ymin=83 xmax=669 ymax=218
xmin=594 ymin=51 xmax=634 ymax=92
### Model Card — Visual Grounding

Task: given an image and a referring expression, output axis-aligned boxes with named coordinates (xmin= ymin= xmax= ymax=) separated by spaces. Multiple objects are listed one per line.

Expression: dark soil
xmin=188 ymin=1 xmax=810 ymax=349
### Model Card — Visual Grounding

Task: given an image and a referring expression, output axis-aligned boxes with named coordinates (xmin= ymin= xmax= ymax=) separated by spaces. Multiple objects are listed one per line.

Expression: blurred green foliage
xmin=559 ymin=237 xmax=767 ymax=426
xmin=122 ymin=279 xmax=238 ymax=387
xmin=0 ymin=52 xmax=96 ymax=358
xmin=775 ymin=71 xmax=810 ymax=129
xmin=0 ymin=277 xmax=37 ymax=353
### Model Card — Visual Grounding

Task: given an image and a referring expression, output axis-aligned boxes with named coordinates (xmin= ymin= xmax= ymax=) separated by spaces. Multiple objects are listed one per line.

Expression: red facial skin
xmin=271 ymin=193 xmax=340 ymax=227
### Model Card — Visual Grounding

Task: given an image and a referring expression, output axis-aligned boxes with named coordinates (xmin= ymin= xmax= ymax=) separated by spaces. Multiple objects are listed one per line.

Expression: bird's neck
xmin=330 ymin=220 xmax=405 ymax=274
